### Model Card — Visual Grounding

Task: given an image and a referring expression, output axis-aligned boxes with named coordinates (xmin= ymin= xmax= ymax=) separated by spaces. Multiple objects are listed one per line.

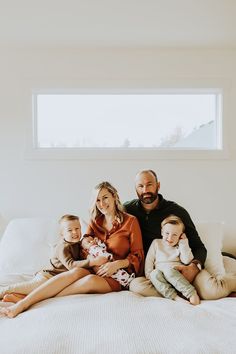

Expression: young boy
xmin=0 ymin=214 xmax=106 ymax=302
xmin=145 ymin=215 xmax=200 ymax=305
xmin=81 ymin=235 xmax=135 ymax=288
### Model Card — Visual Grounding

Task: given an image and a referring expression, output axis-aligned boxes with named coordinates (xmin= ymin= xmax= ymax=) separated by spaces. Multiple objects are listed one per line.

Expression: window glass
xmin=34 ymin=92 xmax=222 ymax=150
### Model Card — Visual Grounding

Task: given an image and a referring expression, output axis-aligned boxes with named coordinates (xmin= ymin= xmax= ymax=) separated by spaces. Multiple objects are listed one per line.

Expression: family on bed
xmin=1 ymin=169 xmax=236 ymax=318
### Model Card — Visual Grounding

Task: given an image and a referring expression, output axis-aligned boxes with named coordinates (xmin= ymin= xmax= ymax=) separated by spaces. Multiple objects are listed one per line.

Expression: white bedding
xmin=0 ymin=218 xmax=236 ymax=354
xmin=0 ymin=291 xmax=236 ymax=354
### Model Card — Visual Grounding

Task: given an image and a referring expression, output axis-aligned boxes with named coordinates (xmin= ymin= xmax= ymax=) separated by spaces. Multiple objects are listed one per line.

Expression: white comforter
xmin=1 ymin=291 xmax=235 ymax=354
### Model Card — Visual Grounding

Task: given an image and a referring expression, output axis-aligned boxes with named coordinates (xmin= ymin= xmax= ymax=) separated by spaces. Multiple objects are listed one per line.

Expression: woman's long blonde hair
xmin=89 ymin=181 xmax=124 ymax=223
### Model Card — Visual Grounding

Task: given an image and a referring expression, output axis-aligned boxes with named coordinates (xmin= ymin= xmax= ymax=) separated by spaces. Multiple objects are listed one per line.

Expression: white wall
xmin=0 ymin=47 xmax=236 ymax=254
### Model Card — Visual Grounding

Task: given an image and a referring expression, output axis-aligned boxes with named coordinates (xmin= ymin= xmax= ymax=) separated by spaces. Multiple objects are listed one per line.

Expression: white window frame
xmin=27 ymin=86 xmax=228 ymax=160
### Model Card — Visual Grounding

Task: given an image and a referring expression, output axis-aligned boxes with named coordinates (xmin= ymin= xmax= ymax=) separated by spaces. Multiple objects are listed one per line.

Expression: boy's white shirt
xmin=145 ymin=238 xmax=194 ymax=279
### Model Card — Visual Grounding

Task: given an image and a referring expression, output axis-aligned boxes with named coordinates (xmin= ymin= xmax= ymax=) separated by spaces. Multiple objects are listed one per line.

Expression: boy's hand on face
xmin=179 ymin=233 xmax=187 ymax=240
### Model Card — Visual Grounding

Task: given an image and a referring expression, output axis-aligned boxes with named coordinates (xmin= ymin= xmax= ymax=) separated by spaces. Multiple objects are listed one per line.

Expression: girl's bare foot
xmin=0 ymin=301 xmax=27 ymax=318
xmin=189 ymin=292 xmax=200 ymax=305
xmin=2 ymin=293 xmax=26 ymax=303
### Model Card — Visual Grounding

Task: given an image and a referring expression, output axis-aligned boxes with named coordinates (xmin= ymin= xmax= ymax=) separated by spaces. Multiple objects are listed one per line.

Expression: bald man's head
xmin=135 ymin=170 xmax=160 ymax=205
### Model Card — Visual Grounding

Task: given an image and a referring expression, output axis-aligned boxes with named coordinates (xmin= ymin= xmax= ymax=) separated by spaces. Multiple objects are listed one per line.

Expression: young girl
xmin=81 ymin=235 xmax=135 ymax=288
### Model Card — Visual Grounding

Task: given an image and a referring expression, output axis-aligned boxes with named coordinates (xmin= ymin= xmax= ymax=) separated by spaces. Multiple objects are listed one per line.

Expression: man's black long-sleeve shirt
xmin=124 ymin=194 xmax=207 ymax=266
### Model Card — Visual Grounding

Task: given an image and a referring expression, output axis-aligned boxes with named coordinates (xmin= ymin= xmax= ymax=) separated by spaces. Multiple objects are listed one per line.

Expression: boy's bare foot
xmin=174 ymin=295 xmax=190 ymax=304
xmin=2 ymin=293 xmax=26 ymax=303
xmin=189 ymin=292 xmax=200 ymax=305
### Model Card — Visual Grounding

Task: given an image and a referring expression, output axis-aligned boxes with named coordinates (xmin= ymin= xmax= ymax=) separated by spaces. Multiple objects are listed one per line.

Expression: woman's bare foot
xmin=2 ymin=293 xmax=26 ymax=303
xmin=0 ymin=301 xmax=27 ymax=318
xmin=189 ymin=292 xmax=200 ymax=305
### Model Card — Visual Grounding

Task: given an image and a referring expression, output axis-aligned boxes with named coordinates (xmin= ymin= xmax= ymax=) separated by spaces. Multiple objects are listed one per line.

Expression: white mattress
xmin=1 ymin=291 xmax=235 ymax=354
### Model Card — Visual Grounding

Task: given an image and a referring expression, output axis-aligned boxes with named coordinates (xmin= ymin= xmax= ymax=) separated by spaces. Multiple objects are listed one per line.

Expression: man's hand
xmin=174 ymin=263 xmax=200 ymax=283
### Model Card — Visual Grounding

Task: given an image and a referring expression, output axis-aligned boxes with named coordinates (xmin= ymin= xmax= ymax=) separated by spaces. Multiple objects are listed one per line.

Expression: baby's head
xmin=80 ymin=235 xmax=96 ymax=250
xmin=161 ymin=215 xmax=185 ymax=247
xmin=59 ymin=214 xmax=81 ymax=243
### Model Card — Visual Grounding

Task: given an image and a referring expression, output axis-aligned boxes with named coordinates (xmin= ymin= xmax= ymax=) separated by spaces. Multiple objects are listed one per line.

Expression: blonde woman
xmin=1 ymin=182 xmax=144 ymax=318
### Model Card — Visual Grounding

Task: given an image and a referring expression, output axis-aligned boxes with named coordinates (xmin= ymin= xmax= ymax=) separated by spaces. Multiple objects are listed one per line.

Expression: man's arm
xmin=173 ymin=204 xmax=207 ymax=266
xmin=184 ymin=224 xmax=206 ymax=266
xmin=171 ymin=204 xmax=207 ymax=282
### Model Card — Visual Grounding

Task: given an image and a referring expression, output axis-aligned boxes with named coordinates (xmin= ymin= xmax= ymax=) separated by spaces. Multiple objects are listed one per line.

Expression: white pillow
xmin=0 ymin=218 xmax=59 ymax=275
xmin=0 ymin=217 xmax=89 ymax=276
xmin=196 ymin=222 xmax=225 ymax=277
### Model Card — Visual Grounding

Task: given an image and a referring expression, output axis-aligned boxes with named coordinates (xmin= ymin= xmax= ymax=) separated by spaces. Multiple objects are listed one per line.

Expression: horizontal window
xmin=29 ymin=89 xmax=225 ymax=160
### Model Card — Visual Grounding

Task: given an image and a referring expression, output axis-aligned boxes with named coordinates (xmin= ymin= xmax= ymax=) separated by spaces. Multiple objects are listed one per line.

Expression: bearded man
xmin=124 ymin=169 xmax=205 ymax=286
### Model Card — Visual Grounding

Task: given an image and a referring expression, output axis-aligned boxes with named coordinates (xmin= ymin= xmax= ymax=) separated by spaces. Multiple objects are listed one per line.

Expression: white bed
xmin=0 ymin=218 xmax=236 ymax=354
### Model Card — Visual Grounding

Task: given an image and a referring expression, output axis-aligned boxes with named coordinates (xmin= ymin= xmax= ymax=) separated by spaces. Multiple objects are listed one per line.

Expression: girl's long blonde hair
xmin=90 ymin=181 xmax=124 ymax=223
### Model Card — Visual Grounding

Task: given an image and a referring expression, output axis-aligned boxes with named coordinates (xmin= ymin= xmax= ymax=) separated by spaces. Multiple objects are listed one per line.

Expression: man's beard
xmin=137 ymin=190 xmax=158 ymax=204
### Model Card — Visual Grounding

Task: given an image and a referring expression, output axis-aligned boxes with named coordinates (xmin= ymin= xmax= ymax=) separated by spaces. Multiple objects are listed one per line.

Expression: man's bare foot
xmin=189 ymin=292 xmax=200 ymax=305
xmin=0 ymin=301 xmax=26 ymax=318
xmin=174 ymin=295 xmax=190 ymax=304
xmin=2 ymin=293 xmax=26 ymax=303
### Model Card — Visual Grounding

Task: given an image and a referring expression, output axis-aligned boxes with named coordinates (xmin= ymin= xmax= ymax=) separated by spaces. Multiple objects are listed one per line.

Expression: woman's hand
xmin=96 ymin=261 xmax=119 ymax=277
